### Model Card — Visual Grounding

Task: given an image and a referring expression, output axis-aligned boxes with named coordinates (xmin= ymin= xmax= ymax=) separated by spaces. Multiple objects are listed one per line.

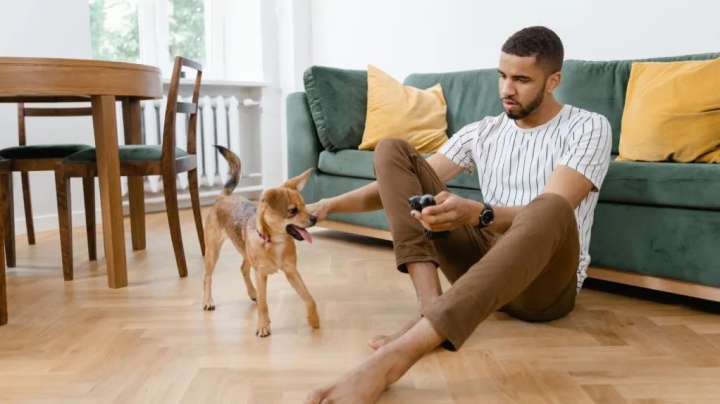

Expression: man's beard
xmin=504 ymin=90 xmax=545 ymax=120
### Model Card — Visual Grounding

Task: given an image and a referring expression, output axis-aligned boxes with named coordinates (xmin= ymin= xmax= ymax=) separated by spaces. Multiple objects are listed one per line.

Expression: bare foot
xmin=304 ymin=347 xmax=405 ymax=404
xmin=368 ymin=292 xmax=438 ymax=350
xmin=367 ymin=312 xmax=420 ymax=350
xmin=306 ymin=318 xmax=444 ymax=404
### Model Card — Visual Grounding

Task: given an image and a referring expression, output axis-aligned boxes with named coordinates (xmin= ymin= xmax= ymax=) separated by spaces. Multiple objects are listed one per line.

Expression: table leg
xmin=0 ymin=173 xmax=8 ymax=325
xmin=122 ymin=98 xmax=146 ymax=251
xmin=91 ymin=95 xmax=128 ymax=288
xmin=3 ymin=174 xmax=15 ymax=268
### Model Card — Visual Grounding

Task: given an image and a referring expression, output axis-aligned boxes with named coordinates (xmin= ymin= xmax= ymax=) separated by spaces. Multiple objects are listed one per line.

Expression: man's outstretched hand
xmin=411 ymin=191 xmax=482 ymax=232
xmin=305 ymin=199 xmax=330 ymax=223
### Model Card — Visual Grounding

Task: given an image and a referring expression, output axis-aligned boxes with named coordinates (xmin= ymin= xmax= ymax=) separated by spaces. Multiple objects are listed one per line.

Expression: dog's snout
xmin=309 ymin=214 xmax=318 ymax=224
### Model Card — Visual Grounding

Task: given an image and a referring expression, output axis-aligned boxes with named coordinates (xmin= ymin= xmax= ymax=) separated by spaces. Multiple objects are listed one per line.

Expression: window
xmin=88 ymin=0 xmax=263 ymax=82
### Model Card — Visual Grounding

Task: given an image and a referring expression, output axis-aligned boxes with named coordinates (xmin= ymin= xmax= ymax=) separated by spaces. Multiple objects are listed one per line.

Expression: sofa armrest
xmin=286 ymin=92 xmax=323 ymax=201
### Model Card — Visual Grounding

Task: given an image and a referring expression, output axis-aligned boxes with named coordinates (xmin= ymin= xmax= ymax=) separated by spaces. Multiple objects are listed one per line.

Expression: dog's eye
xmin=288 ymin=207 xmax=299 ymax=216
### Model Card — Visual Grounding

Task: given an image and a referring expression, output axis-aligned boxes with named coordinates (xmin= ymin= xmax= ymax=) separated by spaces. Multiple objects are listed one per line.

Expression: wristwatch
xmin=476 ymin=203 xmax=494 ymax=229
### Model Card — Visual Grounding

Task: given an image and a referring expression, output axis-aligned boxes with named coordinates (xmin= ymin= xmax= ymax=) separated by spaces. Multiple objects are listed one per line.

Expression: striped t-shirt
xmin=438 ymin=104 xmax=612 ymax=291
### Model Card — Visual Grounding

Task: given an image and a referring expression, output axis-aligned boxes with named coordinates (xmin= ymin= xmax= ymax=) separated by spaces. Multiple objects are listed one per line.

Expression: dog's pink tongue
xmin=298 ymin=227 xmax=313 ymax=243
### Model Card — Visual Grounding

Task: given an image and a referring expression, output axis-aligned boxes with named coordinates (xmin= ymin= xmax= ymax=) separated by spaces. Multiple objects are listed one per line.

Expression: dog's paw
xmin=256 ymin=324 xmax=271 ymax=338
xmin=307 ymin=308 xmax=320 ymax=329
xmin=245 ymin=286 xmax=257 ymax=302
xmin=203 ymin=303 xmax=215 ymax=311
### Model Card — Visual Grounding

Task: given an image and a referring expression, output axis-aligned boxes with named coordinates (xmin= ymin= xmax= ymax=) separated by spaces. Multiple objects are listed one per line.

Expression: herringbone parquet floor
xmin=2 ymin=208 xmax=720 ymax=403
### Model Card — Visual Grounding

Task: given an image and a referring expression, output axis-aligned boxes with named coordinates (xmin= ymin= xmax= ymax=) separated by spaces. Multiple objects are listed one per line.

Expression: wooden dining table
xmin=0 ymin=57 xmax=163 ymax=289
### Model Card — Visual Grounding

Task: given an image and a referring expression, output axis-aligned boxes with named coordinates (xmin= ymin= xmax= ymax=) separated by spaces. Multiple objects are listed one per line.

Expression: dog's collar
xmin=257 ymin=230 xmax=270 ymax=244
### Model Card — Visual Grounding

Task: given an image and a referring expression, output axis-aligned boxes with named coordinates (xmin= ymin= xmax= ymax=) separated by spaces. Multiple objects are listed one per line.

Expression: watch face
xmin=481 ymin=210 xmax=494 ymax=225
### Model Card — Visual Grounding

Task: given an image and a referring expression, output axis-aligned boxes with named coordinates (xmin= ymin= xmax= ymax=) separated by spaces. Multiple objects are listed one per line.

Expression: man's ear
xmin=283 ymin=168 xmax=313 ymax=191
xmin=546 ymin=71 xmax=562 ymax=93
xmin=261 ymin=188 xmax=288 ymax=215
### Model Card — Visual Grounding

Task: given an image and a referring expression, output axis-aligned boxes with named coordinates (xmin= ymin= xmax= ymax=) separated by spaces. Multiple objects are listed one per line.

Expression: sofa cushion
xmin=403 ymin=69 xmax=504 ymax=138
xmin=617 ymin=57 xmax=720 ymax=163
xmin=303 ymin=66 xmax=368 ymax=152
xmin=318 ymin=149 xmax=480 ymax=191
xmin=360 ymin=65 xmax=449 ymax=154
xmin=320 ymin=151 xmax=720 ymax=210
xmin=555 ymin=52 xmax=720 ymax=155
xmin=600 ymin=156 xmax=720 ymax=210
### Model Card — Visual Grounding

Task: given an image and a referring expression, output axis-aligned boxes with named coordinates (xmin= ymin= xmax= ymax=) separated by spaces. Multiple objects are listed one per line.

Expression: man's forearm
xmin=467 ymin=199 xmax=524 ymax=234
xmin=488 ymin=205 xmax=524 ymax=233
xmin=324 ymin=181 xmax=383 ymax=214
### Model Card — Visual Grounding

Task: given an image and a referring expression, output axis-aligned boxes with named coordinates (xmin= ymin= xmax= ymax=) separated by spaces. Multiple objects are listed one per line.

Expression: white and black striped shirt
xmin=439 ymin=104 xmax=612 ymax=292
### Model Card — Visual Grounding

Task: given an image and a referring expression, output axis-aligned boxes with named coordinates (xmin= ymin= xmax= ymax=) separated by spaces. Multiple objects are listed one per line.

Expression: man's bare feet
xmin=304 ymin=347 xmax=398 ymax=404
xmin=368 ymin=261 xmax=440 ymax=351
xmin=305 ymin=318 xmax=444 ymax=404
xmin=367 ymin=312 xmax=420 ymax=350
xmin=367 ymin=266 xmax=442 ymax=349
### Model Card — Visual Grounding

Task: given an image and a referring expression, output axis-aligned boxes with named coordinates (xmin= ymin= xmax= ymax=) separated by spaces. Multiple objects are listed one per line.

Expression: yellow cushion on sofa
xmin=618 ymin=58 xmax=720 ymax=163
xmin=359 ymin=64 xmax=448 ymax=153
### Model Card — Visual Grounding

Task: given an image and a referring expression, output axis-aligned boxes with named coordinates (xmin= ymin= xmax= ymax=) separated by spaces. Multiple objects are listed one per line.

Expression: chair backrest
xmin=17 ymin=104 xmax=93 ymax=146
xmin=161 ymin=56 xmax=203 ymax=164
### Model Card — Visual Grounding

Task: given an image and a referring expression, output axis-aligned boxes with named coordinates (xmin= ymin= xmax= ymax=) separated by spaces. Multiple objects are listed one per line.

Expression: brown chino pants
xmin=373 ymin=138 xmax=580 ymax=351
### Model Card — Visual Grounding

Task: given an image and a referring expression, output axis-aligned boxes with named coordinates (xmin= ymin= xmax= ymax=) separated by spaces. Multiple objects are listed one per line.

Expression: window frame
xmin=90 ymin=0 xmax=261 ymax=82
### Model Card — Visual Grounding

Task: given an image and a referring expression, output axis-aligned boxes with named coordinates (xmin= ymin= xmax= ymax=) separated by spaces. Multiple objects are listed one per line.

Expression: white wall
xmin=309 ymin=0 xmax=720 ymax=81
xmin=0 ymin=0 xmax=94 ymax=235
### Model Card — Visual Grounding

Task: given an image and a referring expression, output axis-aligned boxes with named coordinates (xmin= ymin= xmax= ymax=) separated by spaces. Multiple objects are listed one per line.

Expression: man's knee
xmin=530 ymin=193 xmax=576 ymax=224
xmin=373 ymin=138 xmax=415 ymax=167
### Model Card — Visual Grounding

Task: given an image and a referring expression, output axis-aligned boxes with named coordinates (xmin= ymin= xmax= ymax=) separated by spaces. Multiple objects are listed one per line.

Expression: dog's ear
xmin=283 ymin=168 xmax=312 ymax=191
xmin=261 ymin=188 xmax=288 ymax=215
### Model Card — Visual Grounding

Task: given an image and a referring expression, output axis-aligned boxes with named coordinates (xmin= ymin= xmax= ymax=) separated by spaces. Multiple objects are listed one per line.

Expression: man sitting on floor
xmin=304 ymin=25 xmax=613 ymax=404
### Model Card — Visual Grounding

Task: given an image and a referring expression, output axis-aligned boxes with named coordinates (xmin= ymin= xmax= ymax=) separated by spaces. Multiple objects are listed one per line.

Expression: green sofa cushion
xmin=64 ymin=145 xmax=188 ymax=163
xmin=555 ymin=52 xmax=720 ymax=154
xmin=0 ymin=144 xmax=93 ymax=159
xmin=318 ymin=149 xmax=481 ymax=191
xmin=303 ymin=66 xmax=368 ymax=152
xmin=403 ymin=69 xmax=504 ymax=137
xmin=600 ymin=157 xmax=720 ymax=210
xmin=319 ymin=150 xmax=720 ymax=211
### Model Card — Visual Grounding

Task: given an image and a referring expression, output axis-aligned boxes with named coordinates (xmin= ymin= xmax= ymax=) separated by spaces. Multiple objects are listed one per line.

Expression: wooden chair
xmin=54 ymin=56 xmax=205 ymax=281
xmin=0 ymin=105 xmax=97 ymax=268
xmin=1 ymin=157 xmax=11 ymax=325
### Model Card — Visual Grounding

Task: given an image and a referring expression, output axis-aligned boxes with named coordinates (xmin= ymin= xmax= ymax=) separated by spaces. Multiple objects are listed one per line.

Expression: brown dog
xmin=202 ymin=145 xmax=319 ymax=337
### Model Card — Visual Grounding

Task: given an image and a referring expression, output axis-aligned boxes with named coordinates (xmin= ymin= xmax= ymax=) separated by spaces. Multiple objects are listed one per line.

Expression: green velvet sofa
xmin=287 ymin=52 xmax=720 ymax=301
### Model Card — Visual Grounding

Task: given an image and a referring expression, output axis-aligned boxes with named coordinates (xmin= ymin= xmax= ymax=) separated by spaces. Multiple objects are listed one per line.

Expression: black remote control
xmin=408 ymin=194 xmax=451 ymax=240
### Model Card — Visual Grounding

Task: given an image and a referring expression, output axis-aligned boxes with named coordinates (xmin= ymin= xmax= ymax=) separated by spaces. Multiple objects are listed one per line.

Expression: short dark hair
xmin=501 ymin=26 xmax=564 ymax=74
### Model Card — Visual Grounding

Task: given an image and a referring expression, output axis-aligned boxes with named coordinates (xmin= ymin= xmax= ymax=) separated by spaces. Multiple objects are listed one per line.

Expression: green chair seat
xmin=0 ymin=144 xmax=94 ymax=160
xmin=63 ymin=145 xmax=189 ymax=163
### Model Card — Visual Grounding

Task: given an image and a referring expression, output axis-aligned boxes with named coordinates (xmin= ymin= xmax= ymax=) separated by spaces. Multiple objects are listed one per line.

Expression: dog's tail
xmin=214 ymin=145 xmax=241 ymax=196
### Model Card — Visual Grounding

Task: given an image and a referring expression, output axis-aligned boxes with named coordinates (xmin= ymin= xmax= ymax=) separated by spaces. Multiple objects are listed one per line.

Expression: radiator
xmin=118 ymin=95 xmax=264 ymax=201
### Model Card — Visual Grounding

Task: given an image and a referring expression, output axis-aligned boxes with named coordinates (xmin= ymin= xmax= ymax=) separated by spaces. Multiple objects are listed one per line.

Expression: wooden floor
xmin=2 ymin=208 xmax=720 ymax=403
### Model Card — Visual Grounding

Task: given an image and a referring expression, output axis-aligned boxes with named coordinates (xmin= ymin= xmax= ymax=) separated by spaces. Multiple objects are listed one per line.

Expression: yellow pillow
xmin=618 ymin=58 xmax=720 ymax=163
xmin=359 ymin=64 xmax=448 ymax=153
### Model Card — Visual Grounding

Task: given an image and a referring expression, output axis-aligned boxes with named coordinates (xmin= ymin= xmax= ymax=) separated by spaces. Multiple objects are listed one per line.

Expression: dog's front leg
xmin=283 ymin=266 xmax=320 ymax=329
xmin=254 ymin=267 xmax=271 ymax=337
